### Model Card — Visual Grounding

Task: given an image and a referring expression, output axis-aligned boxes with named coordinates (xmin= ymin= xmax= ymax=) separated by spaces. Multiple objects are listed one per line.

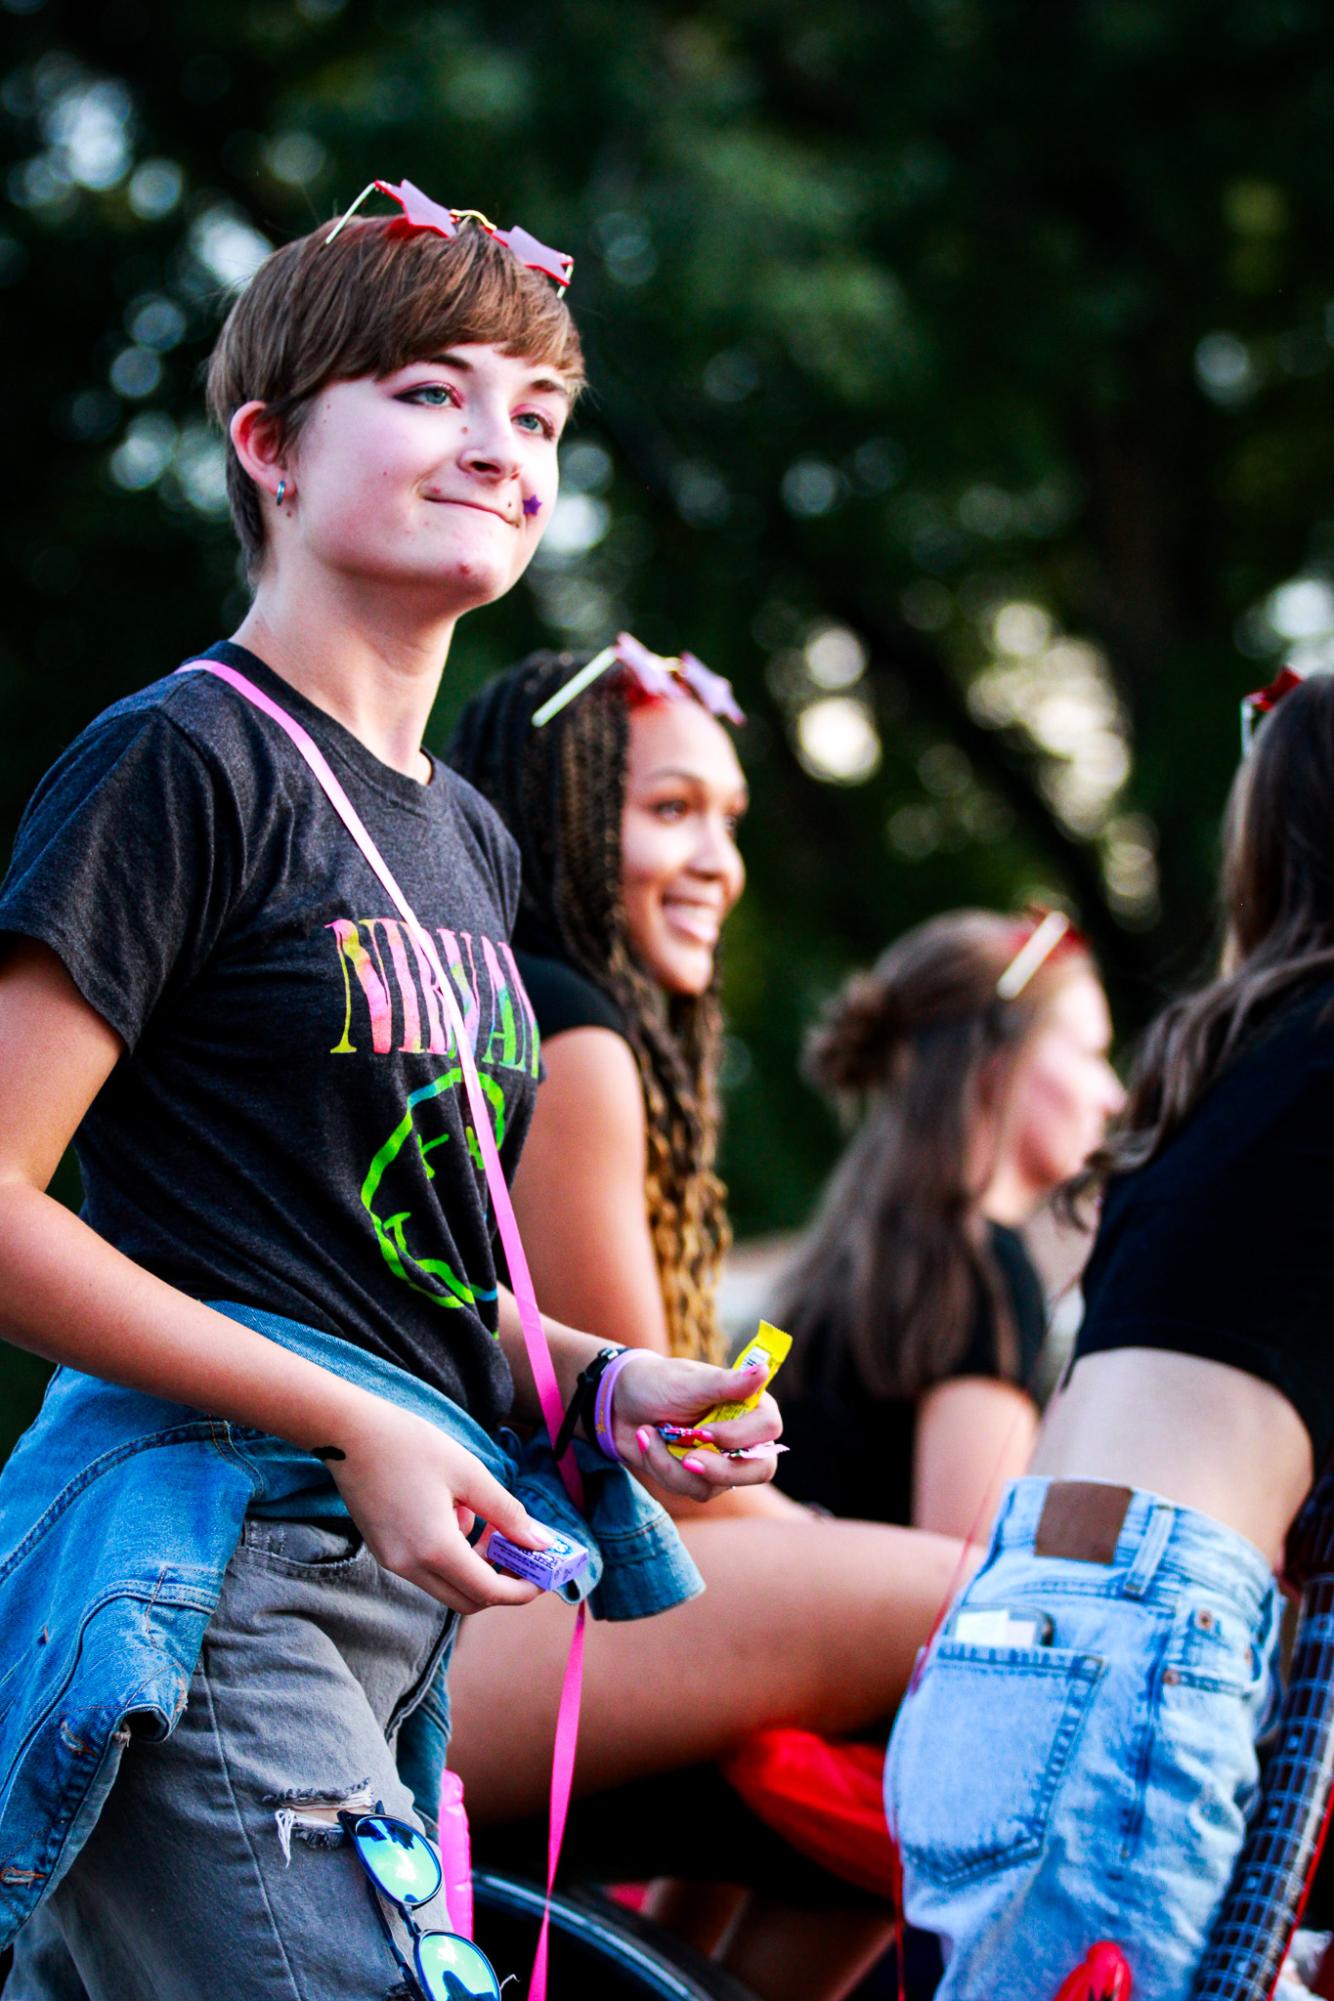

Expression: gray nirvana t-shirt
xmin=0 ymin=641 xmax=541 ymax=1431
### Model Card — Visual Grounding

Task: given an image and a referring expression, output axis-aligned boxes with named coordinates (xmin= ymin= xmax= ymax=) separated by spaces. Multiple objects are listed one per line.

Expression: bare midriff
xmin=1031 ymin=1347 xmax=1313 ymax=1570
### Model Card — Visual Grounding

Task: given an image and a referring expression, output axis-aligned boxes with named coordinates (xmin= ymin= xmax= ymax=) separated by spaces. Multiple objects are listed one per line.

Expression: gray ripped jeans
xmin=9 ymin=1520 xmax=458 ymax=2001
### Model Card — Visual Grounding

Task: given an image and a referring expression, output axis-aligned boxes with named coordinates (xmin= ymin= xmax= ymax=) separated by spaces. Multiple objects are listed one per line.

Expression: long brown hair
xmin=1098 ymin=674 xmax=1334 ymax=1180
xmin=775 ymin=910 xmax=1091 ymax=1401
xmin=448 ymin=653 xmax=731 ymax=1362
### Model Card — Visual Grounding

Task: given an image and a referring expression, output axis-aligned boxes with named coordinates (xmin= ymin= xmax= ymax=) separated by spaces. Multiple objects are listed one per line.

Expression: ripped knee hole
xmin=266 ymin=1780 xmax=375 ymax=1862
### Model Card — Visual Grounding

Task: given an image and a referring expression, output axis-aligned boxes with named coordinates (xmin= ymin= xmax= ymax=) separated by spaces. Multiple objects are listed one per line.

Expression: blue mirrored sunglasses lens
xmin=351 ymin=1816 xmax=442 ymax=1909
xmin=416 ymin=1931 xmax=502 ymax=2000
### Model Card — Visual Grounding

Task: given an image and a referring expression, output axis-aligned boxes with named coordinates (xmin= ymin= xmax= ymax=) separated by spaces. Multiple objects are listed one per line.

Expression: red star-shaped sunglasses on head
xmin=531 ymin=632 xmax=746 ymax=730
xmin=1240 ymin=664 xmax=1305 ymax=754
xmin=325 ymin=179 xmax=573 ymax=291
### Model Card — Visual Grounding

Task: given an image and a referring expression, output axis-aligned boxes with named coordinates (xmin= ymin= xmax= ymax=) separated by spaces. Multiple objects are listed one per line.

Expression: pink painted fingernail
xmin=682 ymin=1456 xmax=709 ymax=1475
xmin=636 ymin=1427 xmax=652 ymax=1455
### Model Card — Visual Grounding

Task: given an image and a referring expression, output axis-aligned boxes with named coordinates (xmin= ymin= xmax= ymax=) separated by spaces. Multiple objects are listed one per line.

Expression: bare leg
xmin=644 ymin=1878 xmax=746 ymax=1956
xmin=448 ymin=1515 xmax=963 ymax=1820
xmin=723 ymin=1901 xmax=894 ymax=2001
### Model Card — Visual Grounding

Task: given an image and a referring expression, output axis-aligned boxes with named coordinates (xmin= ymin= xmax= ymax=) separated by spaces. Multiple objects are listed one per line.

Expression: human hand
xmin=607 ymin=1349 xmax=783 ymax=1503
xmin=322 ymin=1396 xmax=553 ymax=1613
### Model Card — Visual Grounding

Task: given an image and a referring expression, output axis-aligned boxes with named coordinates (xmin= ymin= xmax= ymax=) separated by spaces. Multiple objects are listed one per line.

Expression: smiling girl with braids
xmin=454 ymin=643 xmax=733 ymax=1365
xmin=445 ymin=644 xmax=968 ymax=2001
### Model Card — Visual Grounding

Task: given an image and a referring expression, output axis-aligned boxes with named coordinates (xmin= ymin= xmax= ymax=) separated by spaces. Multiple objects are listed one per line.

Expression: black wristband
xmin=551 ymin=1345 xmax=625 ymax=1461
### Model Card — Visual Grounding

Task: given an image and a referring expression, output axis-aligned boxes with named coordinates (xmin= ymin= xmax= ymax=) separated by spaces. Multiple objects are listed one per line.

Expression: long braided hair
xmin=448 ymin=652 xmax=732 ymax=1362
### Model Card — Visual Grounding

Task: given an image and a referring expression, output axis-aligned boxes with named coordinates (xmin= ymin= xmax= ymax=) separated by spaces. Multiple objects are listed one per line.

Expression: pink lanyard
xmin=179 ymin=660 xmax=582 ymax=1997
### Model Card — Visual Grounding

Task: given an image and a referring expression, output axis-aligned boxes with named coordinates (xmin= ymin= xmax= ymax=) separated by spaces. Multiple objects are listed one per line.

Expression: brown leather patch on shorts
xmin=1034 ymin=1482 xmax=1132 ymax=1564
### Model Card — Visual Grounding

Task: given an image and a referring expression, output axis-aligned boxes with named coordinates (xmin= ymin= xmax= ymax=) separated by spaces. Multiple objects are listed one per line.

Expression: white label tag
xmin=953 ymin=1609 xmax=1011 ymax=1646
xmin=954 ymin=1609 xmax=1045 ymax=1647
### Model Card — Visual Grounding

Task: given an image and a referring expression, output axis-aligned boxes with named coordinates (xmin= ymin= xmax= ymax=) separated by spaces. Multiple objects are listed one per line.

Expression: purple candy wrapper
xmin=487 ymin=1526 xmax=589 ymax=1594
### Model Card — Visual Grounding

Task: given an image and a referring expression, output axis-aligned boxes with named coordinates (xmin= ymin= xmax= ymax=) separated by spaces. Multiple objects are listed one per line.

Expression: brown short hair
xmin=206 ymin=217 xmax=586 ymax=576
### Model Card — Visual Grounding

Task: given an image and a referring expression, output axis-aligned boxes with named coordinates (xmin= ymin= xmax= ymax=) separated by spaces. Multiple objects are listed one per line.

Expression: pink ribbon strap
xmin=177 ymin=660 xmax=583 ymax=1999
xmin=533 ymin=1596 xmax=586 ymax=1994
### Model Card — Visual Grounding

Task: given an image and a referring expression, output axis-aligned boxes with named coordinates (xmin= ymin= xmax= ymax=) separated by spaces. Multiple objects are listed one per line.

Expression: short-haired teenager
xmin=0 ymin=192 xmax=779 ymax=2001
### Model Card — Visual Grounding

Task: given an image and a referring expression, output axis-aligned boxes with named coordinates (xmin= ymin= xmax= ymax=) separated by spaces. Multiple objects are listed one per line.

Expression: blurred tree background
xmin=4 ymin=0 xmax=1334 ymax=1452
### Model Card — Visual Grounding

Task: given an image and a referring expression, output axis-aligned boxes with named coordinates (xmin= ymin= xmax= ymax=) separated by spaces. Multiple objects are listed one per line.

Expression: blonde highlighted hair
xmin=449 ymin=653 xmax=731 ymax=1363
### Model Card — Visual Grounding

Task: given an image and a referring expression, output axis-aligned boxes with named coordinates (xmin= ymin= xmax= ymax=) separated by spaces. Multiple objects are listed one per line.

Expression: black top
xmin=774 ymin=1223 xmax=1048 ymax=1525
xmin=0 ymin=642 xmax=540 ymax=1431
xmin=514 ymin=946 xmax=627 ymax=1042
xmin=518 ymin=947 xmax=1049 ymax=1525
xmin=1074 ymin=975 xmax=1334 ymax=1465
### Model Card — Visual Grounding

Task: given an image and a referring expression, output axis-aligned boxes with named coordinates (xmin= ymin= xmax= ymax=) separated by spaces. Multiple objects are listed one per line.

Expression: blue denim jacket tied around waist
xmin=0 ymin=1301 xmax=703 ymax=1948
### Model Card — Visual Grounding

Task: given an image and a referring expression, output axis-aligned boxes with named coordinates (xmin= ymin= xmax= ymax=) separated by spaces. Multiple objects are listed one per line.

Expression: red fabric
xmin=1051 ymin=1942 xmax=1133 ymax=2000
xmin=721 ymin=1728 xmax=896 ymax=1898
xmin=1314 ymin=1936 xmax=1334 ymax=1998
xmin=724 ymin=1732 xmax=1137 ymax=2001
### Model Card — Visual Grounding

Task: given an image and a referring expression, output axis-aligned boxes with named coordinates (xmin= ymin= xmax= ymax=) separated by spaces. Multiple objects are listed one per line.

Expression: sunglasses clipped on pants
xmin=342 ymin=1809 xmax=501 ymax=2001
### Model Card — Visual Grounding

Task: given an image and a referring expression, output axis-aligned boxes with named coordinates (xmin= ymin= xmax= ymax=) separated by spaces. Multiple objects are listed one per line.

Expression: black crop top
xmin=1074 ymin=975 xmax=1334 ymax=1464
xmin=774 ymin=1223 xmax=1048 ymax=1526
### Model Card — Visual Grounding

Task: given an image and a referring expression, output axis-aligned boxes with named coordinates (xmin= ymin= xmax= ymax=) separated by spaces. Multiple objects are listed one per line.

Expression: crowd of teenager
xmin=0 ymin=187 xmax=1330 ymax=2001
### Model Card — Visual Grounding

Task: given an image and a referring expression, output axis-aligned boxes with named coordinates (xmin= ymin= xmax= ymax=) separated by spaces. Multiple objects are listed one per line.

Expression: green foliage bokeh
xmin=5 ymin=0 xmax=1334 ymax=1451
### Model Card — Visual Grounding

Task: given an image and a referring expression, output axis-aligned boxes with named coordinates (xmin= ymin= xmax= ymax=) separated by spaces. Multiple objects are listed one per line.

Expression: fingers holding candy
xmin=606 ymin=1323 xmax=789 ymax=1499
xmin=633 ymin=1421 xmax=786 ymax=1501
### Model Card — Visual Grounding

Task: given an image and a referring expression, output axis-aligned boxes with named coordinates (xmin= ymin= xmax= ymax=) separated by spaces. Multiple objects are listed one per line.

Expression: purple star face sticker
xmin=522 ymin=494 xmax=543 ymax=517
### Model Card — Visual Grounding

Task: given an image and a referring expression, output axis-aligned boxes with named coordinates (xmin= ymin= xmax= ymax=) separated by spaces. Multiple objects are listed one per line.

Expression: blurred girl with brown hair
xmin=776 ymin=908 xmax=1124 ymax=1538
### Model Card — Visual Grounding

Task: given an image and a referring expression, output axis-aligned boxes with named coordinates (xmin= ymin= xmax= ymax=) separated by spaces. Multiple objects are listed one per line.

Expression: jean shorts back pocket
xmin=888 ymin=1638 xmax=1104 ymax=1888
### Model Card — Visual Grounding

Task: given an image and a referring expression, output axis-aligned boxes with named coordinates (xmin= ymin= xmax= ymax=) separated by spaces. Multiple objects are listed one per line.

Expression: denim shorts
xmin=885 ymin=1478 xmax=1283 ymax=2001
xmin=8 ymin=1520 xmax=458 ymax=2001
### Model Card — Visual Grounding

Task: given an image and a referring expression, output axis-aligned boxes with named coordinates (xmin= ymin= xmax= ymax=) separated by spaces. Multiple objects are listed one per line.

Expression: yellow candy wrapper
xmin=666 ymin=1320 xmax=791 ymax=1457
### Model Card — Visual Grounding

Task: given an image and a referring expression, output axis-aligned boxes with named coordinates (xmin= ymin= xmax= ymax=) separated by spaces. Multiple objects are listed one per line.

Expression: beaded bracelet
xmin=591 ymin=1347 xmax=641 ymax=1465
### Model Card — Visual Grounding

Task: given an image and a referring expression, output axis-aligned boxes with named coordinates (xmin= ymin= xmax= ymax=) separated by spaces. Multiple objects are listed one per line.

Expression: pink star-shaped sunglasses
xmin=531 ymin=632 xmax=745 ymax=729
xmin=325 ymin=179 xmax=573 ymax=291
